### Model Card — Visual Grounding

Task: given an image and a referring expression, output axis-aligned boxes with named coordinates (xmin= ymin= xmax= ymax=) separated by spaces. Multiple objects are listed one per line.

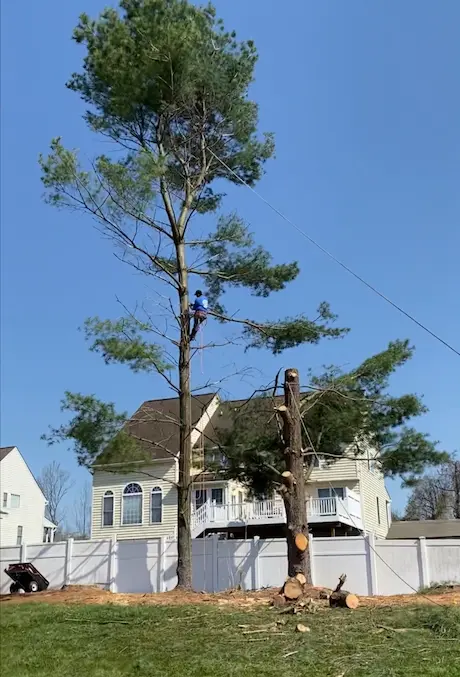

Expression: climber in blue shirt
xmin=190 ymin=290 xmax=209 ymax=341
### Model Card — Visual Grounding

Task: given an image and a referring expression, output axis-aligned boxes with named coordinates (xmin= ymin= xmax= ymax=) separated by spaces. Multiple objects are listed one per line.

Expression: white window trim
xmin=10 ymin=494 xmax=20 ymax=509
xmin=150 ymin=486 xmax=163 ymax=524
xmin=102 ymin=490 xmax=115 ymax=528
xmin=121 ymin=483 xmax=143 ymax=526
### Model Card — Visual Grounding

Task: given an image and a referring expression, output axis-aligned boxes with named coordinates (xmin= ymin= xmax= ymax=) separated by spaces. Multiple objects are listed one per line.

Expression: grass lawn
xmin=1 ymin=601 xmax=459 ymax=676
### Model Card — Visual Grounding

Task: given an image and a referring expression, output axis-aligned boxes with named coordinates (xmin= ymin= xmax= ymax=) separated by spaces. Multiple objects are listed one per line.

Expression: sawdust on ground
xmin=1 ymin=585 xmax=459 ymax=608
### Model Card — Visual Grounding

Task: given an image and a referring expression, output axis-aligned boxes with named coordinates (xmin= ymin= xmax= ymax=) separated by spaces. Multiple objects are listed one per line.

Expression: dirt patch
xmin=1 ymin=584 xmax=459 ymax=608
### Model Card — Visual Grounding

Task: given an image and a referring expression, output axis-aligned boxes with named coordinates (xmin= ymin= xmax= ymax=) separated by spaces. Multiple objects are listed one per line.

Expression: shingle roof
xmin=387 ymin=520 xmax=460 ymax=539
xmin=96 ymin=393 xmax=218 ymax=465
xmin=0 ymin=446 xmax=15 ymax=461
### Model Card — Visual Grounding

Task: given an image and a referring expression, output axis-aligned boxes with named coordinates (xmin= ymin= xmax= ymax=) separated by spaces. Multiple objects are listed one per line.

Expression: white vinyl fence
xmin=1 ymin=534 xmax=459 ymax=596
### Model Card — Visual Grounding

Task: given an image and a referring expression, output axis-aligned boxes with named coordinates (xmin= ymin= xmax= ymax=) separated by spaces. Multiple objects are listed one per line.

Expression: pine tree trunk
xmin=278 ymin=369 xmax=311 ymax=583
xmin=176 ymin=242 xmax=193 ymax=590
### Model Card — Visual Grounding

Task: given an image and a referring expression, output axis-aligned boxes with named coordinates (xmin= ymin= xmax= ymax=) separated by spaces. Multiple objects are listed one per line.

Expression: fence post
xmin=308 ymin=533 xmax=315 ymax=585
xmin=108 ymin=537 xmax=117 ymax=593
xmin=366 ymin=533 xmax=378 ymax=595
xmin=158 ymin=537 xmax=166 ymax=593
xmin=64 ymin=537 xmax=74 ymax=586
xmin=418 ymin=537 xmax=430 ymax=589
xmin=252 ymin=536 xmax=260 ymax=590
xmin=20 ymin=542 xmax=27 ymax=563
xmin=212 ymin=534 xmax=219 ymax=593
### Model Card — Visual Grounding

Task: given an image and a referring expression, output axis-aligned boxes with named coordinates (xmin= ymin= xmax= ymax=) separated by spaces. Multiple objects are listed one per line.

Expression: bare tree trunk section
xmin=278 ymin=368 xmax=311 ymax=583
xmin=176 ymin=242 xmax=193 ymax=590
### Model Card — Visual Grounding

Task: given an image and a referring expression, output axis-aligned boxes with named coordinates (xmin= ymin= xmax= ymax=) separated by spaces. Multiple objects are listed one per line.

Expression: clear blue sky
xmin=1 ymin=0 xmax=459 ymax=520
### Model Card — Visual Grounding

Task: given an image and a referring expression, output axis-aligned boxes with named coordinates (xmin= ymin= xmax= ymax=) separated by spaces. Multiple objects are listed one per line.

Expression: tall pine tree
xmin=40 ymin=0 xmax=346 ymax=588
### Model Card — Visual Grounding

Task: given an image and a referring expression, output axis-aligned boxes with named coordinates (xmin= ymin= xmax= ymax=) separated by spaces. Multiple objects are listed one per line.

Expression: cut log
xmin=295 ymin=623 xmax=310 ymax=633
xmin=294 ymin=533 xmax=308 ymax=552
xmin=283 ymin=577 xmax=303 ymax=600
xmin=329 ymin=591 xmax=359 ymax=609
xmin=295 ymin=573 xmax=307 ymax=586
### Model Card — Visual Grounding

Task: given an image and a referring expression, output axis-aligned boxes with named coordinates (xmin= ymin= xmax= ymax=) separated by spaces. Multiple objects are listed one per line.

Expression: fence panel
xmin=72 ymin=540 xmax=111 ymax=588
xmin=27 ymin=542 xmax=67 ymax=590
xmin=427 ymin=540 xmax=460 ymax=585
xmin=375 ymin=540 xmax=421 ymax=595
xmin=313 ymin=537 xmax=370 ymax=595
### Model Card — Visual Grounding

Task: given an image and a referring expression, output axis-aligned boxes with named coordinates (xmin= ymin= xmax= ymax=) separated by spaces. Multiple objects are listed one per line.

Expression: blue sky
xmin=1 ymin=0 xmax=459 ymax=520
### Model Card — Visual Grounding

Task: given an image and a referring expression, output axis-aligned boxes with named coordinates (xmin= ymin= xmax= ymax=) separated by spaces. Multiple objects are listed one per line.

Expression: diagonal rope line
xmin=208 ymin=148 xmax=460 ymax=359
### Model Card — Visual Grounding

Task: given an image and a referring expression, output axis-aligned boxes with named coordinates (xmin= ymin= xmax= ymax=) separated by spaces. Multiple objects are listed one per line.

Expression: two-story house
xmin=91 ymin=394 xmax=391 ymax=542
xmin=0 ymin=446 xmax=56 ymax=546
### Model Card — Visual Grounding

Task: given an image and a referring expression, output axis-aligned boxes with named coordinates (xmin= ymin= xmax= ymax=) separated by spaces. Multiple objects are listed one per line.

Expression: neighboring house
xmin=0 ymin=446 xmax=56 ymax=546
xmin=91 ymin=394 xmax=391 ymax=542
xmin=387 ymin=520 xmax=460 ymax=539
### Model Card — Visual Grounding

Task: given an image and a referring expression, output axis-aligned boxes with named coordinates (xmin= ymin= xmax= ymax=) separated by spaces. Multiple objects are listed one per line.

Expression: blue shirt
xmin=192 ymin=296 xmax=208 ymax=312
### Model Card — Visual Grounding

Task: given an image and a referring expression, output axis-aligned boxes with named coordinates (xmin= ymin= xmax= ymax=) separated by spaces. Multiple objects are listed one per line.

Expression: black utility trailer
xmin=4 ymin=562 xmax=49 ymax=594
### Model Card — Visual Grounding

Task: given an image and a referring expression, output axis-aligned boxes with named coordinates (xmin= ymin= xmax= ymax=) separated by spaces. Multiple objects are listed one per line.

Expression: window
xmin=151 ymin=487 xmax=162 ymax=523
xmin=2 ymin=493 xmax=7 ymax=508
xmin=11 ymin=494 xmax=20 ymax=509
xmin=122 ymin=483 xmax=143 ymax=525
xmin=313 ymin=456 xmax=325 ymax=469
xmin=318 ymin=487 xmax=345 ymax=500
xmin=376 ymin=497 xmax=381 ymax=524
xmin=211 ymin=488 xmax=223 ymax=505
xmin=103 ymin=491 xmax=114 ymax=527
xmin=16 ymin=526 xmax=23 ymax=545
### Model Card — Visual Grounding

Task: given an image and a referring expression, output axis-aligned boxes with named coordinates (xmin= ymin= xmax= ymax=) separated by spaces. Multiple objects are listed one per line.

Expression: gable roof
xmin=0 ymin=446 xmax=15 ymax=461
xmin=95 ymin=393 xmax=218 ymax=465
xmin=387 ymin=520 xmax=460 ymax=539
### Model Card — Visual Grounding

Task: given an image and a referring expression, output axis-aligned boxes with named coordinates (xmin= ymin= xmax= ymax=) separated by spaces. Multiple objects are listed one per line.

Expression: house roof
xmin=0 ymin=446 xmax=15 ymax=461
xmin=96 ymin=393 xmax=218 ymax=465
xmin=387 ymin=520 xmax=460 ymax=539
xmin=43 ymin=517 xmax=57 ymax=529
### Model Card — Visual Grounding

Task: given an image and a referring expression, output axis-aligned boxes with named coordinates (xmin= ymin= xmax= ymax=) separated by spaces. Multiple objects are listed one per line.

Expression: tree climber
xmin=189 ymin=290 xmax=208 ymax=341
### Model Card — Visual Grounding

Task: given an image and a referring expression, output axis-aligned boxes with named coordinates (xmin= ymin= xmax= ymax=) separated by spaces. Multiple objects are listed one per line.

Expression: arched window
xmin=151 ymin=487 xmax=163 ymax=523
xmin=103 ymin=491 xmax=114 ymax=527
xmin=122 ymin=483 xmax=143 ymax=525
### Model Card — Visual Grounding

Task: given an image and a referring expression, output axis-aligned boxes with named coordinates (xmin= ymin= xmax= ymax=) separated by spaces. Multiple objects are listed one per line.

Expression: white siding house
xmin=0 ymin=447 xmax=55 ymax=547
xmin=91 ymin=394 xmax=392 ymax=541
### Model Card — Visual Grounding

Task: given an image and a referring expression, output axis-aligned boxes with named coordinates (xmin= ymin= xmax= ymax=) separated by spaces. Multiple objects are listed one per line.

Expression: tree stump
xmin=329 ymin=591 xmax=359 ymax=609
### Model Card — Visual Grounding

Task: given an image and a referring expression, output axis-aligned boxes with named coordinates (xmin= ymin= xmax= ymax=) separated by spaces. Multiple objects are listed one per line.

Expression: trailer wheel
xmin=28 ymin=581 xmax=39 ymax=593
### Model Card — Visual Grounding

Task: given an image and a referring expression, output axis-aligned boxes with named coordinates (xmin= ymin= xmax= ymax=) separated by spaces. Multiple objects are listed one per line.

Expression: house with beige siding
xmin=91 ymin=394 xmax=391 ymax=541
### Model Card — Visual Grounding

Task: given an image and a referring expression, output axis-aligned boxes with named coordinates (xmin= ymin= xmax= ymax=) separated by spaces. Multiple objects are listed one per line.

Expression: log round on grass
xmin=294 ymin=533 xmax=308 ymax=552
xmin=283 ymin=577 xmax=303 ymax=600
xmin=329 ymin=591 xmax=359 ymax=609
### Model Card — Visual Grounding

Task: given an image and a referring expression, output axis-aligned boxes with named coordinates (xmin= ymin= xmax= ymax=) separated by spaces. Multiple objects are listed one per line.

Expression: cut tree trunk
xmin=329 ymin=591 xmax=360 ymax=609
xmin=278 ymin=369 xmax=311 ymax=583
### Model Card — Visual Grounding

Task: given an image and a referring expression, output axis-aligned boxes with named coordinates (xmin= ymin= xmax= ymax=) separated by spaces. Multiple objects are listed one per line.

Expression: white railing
xmin=309 ymin=497 xmax=337 ymax=516
xmin=191 ymin=493 xmax=363 ymax=535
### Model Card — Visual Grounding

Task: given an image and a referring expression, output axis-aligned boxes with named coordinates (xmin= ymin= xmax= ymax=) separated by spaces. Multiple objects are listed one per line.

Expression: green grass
xmin=1 ymin=602 xmax=459 ymax=676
